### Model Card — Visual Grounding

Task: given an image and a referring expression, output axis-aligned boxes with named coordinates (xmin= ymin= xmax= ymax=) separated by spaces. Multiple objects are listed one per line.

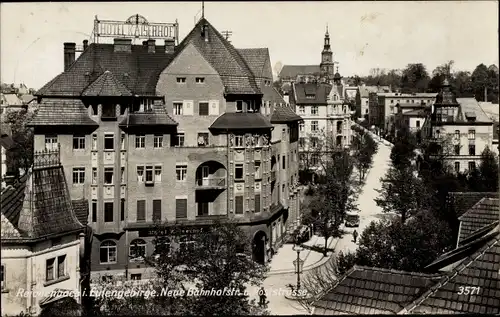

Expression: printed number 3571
xmin=458 ymin=286 xmax=480 ymax=295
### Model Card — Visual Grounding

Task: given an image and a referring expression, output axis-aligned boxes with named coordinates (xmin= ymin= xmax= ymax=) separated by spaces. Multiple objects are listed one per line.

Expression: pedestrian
xmin=258 ymin=287 xmax=267 ymax=307
xmin=353 ymin=230 xmax=358 ymax=243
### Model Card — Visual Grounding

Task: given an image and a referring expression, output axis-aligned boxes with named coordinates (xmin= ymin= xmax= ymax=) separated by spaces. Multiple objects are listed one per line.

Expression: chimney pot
xmin=113 ymin=38 xmax=132 ymax=53
xmin=83 ymin=40 xmax=88 ymax=51
xmin=147 ymin=39 xmax=156 ymax=53
xmin=142 ymin=40 xmax=147 ymax=46
xmin=164 ymin=39 xmax=175 ymax=54
xmin=63 ymin=42 xmax=76 ymax=72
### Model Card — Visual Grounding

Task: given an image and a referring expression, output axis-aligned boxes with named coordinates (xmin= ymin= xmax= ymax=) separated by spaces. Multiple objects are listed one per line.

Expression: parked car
xmin=345 ymin=212 xmax=360 ymax=227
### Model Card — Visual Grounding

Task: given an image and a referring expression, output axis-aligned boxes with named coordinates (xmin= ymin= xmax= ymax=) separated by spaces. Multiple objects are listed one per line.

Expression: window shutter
xmin=153 ymin=199 xmax=161 ymax=221
xmin=183 ymin=100 xmax=194 ymax=115
xmin=176 ymin=199 xmax=187 ymax=219
xmin=137 ymin=200 xmax=145 ymax=222
xmin=209 ymin=100 xmax=219 ymax=116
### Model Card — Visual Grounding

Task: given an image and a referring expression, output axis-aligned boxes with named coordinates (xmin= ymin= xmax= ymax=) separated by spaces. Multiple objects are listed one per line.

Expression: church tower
xmin=320 ymin=25 xmax=334 ymax=81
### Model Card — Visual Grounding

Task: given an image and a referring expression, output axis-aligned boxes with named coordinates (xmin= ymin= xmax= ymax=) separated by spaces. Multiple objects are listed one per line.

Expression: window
xmin=311 ymin=106 xmax=318 ymax=115
xmin=120 ymin=199 xmax=125 ymax=221
xmin=141 ymin=99 xmax=153 ymax=112
xmin=234 ymin=135 xmax=243 ymax=147
xmin=311 ymin=154 xmax=319 ymax=166
xmin=57 ymin=256 xmax=66 ymax=279
xmin=468 ymin=129 xmax=475 ymax=140
xmin=416 ymin=120 xmax=420 ymax=128
xmin=235 ymin=196 xmax=244 ymax=214
xmin=406 ymin=100 xmax=410 ymax=103
xmin=198 ymin=202 xmax=209 ymax=216
xmin=102 ymin=104 xmax=117 ymax=118
xmin=130 ymin=239 xmax=146 ymax=261
xmin=46 ymin=258 xmax=55 ymax=281
xmin=236 ymin=100 xmax=243 ymax=112
xmin=195 ymin=77 xmax=205 ymax=83
xmin=155 ymin=237 xmax=171 ymax=256
xmin=176 ymin=77 xmax=186 ymax=83
xmin=255 ymin=161 xmax=261 ymax=179
xmin=176 ymin=199 xmax=187 ymax=219
xmin=121 ymin=167 xmax=125 ymax=184
xmin=454 ymin=162 xmax=460 ymax=173
xmin=299 ymin=137 xmax=305 ymax=147
xmin=197 ymin=133 xmax=209 ymax=146
xmin=176 ymin=133 xmax=185 ymax=147
xmin=255 ymin=194 xmax=261 ymax=213
xmin=282 ymin=155 xmax=286 ymax=169
xmin=154 ymin=166 xmax=162 ymax=182
xmin=131 ymin=274 xmax=142 ymax=280
xmin=299 ymin=122 xmax=304 ymax=132
xmin=145 ymin=166 xmax=153 ymax=183
xmin=154 ymin=135 xmax=163 ymax=148
xmin=199 ymin=102 xmax=209 ymax=116
xmin=311 ymin=137 xmax=319 ymax=148
xmin=468 ymin=161 xmax=476 ymax=171
xmin=153 ymin=199 xmax=161 ymax=221
xmin=100 ymin=241 xmax=117 ymax=264
xmin=104 ymin=168 xmax=114 ymax=184
xmin=1 ymin=265 xmax=4 ymax=289
xmin=298 ymin=106 xmax=305 ymax=114
xmin=311 ymin=121 xmax=318 ymax=132
xmin=282 ymin=128 xmax=286 ymax=139
xmin=468 ymin=144 xmax=476 ymax=156
xmin=121 ymin=133 xmax=125 ymax=150
xmin=390 ymin=100 xmax=394 ymax=104
xmin=454 ymin=145 xmax=460 ymax=155
xmin=137 ymin=200 xmax=145 ymax=222
xmin=104 ymin=134 xmax=114 ymax=150
xmin=455 ymin=130 xmax=460 ymax=139
xmin=92 ymin=134 xmax=97 ymax=150
xmin=176 ymin=165 xmax=187 ymax=181
xmin=173 ymin=102 xmax=183 ymax=115
xmin=92 ymin=201 xmax=97 ymax=222
xmin=137 ymin=166 xmax=144 ymax=182
xmin=45 ymin=135 xmax=58 ymax=150
xmin=73 ymin=135 xmax=85 ymax=150
xmin=135 ymin=135 xmax=145 ymax=148
xmin=72 ymin=167 xmax=85 ymax=184
xmin=104 ymin=202 xmax=113 ymax=222
xmin=235 ymin=164 xmax=244 ymax=180
xmin=306 ymin=94 xmax=315 ymax=99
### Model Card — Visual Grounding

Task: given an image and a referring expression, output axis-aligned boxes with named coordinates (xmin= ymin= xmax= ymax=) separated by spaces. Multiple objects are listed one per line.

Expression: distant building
xmin=1 ymin=149 xmax=88 ymax=316
xmin=311 ymin=195 xmax=500 ymax=315
xmin=423 ymin=80 xmax=494 ymax=173
xmin=356 ymin=85 xmax=391 ymax=120
xmin=394 ymin=102 xmax=431 ymax=135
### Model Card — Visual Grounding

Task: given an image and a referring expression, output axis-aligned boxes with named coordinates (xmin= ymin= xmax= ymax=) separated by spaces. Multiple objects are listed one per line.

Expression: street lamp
xmin=292 ymin=243 xmax=305 ymax=291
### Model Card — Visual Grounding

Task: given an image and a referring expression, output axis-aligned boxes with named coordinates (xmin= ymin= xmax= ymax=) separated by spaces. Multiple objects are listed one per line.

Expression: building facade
xmin=1 ymin=151 xmax=88 ymax=316
xmin=29 ymin=16 xmax=302 ymax=278
xmin=356 ymin=85 xmax=391 ymax=120
xmin=424 ymin=80 xmax=494 ymax=173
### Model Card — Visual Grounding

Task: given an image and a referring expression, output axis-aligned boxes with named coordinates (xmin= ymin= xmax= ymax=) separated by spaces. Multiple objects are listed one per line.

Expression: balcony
xmin=195 ymin=177 xmax=226 ymax=189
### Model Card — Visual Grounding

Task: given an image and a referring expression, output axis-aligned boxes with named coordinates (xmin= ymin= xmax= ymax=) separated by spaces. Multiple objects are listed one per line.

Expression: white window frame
xmin=104 ymin=134 xmax=114 ymax=150
xmin=173 ymin=102 xmax=183 ymax=115
xmin=129 ymin=239 xmax=147 ymax=261
xmin=176 ymin=133 xmax=185 ymax=147
xmin=234 ymin=135 xmax=243 ymax=147
xmin=311 ymin=121 xmax=319 ymax=132
xmin=45 ymin=135 xmax=58 ymax=151
xmin=298 ymin=106 xmax=305 ymax=114
xmin=92 ymin=168 xmax=97 ymax=184
xmin=176 ymin=77 xmax=186 ymax=83
xmin=135 ymin=135 xmax=145 ymax=149
xmin=72 ymin=135 xmax=85 ymax=150
xmin=92 ymin=134 xmax=98 ymax=150
xmin=121 ymin=167 xmax=125 ymax=184
xmin=176 ymin=164 xmax=187 ymax=181
xmin=153 ymin=135 xmax=163 ymax=148
xmin=137 ymin=166 xmax=144 ymax=182
xmin=154 ymin=166 xmax=162 ymax=182
xmin=468 ymin=129 xmax=475 ymax=140
xmin=145 ymin=166 xmax=154 ymax=183
xmin=104 ymin=167 xmax=114 ymax=185
xmin=100 ymin=240 xmax=117 ymax=264
xmin=72 ymin=167 xmax=85 ymax=184
xmin=311 ymin=106 xmax=318 ymax=115
xmin=195 ymin=77 xmax=205 ymax=84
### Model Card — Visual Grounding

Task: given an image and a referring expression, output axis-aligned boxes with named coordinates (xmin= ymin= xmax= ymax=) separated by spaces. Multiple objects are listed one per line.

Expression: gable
xmin=163 ymin=43 xmax=218 ymax=76
xmin=262 ymin=53 xmax=273 ymax=80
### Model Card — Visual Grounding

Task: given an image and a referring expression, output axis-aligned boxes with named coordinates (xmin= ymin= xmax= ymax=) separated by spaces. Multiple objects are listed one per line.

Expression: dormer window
xmin=141 ymin=99 xmax=153 ymax=112
xmin=195 ymin=77 xmax=205 ymax=83
xmin=306 ymin=94 xmax=315 ymax=99
xmin=102 ymin=104 xmax=116 ymax=119
xmin=176 ymin=77 xmax=186 ymax=83
xmin=236 ymin=101 xmax=243 ymax=113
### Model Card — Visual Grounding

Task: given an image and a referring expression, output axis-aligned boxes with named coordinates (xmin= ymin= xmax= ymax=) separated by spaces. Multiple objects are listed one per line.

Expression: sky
xmin=1 ymin=1 xmax=498 ymax=90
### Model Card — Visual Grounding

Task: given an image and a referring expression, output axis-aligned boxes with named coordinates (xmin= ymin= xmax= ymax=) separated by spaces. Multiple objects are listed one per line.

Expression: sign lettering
xmin=96 ymin=22 xmax=176 ymax=40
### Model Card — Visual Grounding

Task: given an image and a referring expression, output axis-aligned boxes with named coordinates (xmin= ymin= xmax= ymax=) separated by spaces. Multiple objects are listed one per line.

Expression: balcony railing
xmin=195 ymin=177 xmax=226 ymax=188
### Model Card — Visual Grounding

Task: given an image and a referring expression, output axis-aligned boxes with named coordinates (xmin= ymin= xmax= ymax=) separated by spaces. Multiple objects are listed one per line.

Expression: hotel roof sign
xmin=94 ymin=14 xmax=179 ymax=44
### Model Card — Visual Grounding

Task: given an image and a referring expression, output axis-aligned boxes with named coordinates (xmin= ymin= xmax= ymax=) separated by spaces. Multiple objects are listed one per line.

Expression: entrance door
xmin=202 ymin=166 xmax=209 ymax=186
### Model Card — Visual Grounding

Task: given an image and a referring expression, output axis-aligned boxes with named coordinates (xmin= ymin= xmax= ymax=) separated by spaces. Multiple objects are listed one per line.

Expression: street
xmin=254 ymin=132 xmax=394 ymax=315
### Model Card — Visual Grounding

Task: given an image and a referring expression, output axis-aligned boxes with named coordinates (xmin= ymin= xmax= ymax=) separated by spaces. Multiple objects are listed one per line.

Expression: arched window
xmin=129 ymin=239 xmax=147 ymax=261
xmin=100 ymin=240 xmax=117 ymax=264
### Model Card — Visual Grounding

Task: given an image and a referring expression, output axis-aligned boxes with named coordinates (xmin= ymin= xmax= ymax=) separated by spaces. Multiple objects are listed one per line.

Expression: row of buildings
xmin=1 ymin=15 xmax=308 ymax=315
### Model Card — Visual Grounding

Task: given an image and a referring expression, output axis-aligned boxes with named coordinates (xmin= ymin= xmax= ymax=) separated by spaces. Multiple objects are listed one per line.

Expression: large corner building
xmin=30 ymin=16 xmax=303 ymax=278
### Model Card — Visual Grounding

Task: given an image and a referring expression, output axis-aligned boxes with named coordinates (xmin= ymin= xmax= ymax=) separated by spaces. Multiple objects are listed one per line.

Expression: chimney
xmin=63 ymin=42 xmax=76 ymax=72
xmin=83 ymin=40 xmax=88 ymax=51
xmin=165 ymin=39 xmax=175 ymax=54
xmin=113 ymin=38 xmax=132 ymax=53
xmin=147 ymin=39 xmax=156 ymax=53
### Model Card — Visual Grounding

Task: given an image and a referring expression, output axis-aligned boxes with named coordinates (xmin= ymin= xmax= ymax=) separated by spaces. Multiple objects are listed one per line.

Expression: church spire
xmin=326 ymin=24 xmax=329 ymax=36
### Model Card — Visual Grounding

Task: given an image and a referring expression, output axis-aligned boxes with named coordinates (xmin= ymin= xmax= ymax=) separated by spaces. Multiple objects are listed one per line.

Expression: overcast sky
xmin=1 ymin=1 xmax=498 ymax=90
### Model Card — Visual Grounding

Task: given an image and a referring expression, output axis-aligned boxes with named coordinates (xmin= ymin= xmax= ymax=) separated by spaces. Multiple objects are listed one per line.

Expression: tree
xmin=429 ymin=61 xmax=454 ymax=93
xmin=88 ymin=221 xmax=269 ymax=316
xmin=376 ymin=163 xmax=429 ymax=224
xmin=470 ymin=63 xmax=498 ymax=102
xmin=478 ymin=147 xmax=499 ymax=192
xmin=452 ymin=70 xmax=473 ymax=97
xmin=401 ymin=63 xmax=430 ymax=93
xmin=2 ymin=108 xmax=37 ymax=174
xmin=352 ymin=129 xmax=378 ymax=181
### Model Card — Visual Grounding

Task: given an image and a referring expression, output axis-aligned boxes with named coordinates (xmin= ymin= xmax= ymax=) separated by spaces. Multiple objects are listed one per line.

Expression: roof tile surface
xmin=458 ymin=198 xmax=499 ymax=244
xmin=210 ymin=112 xmax=273 ymax=130
xmin=293 ymin=82 xmax=332 ymax=105
xmin=28 ymin=99 xmax=98 ymax=126
xmin=82 ymin=70 xmax=132 ymax=96
xmin=279 ymin=65 xmax=320 ymax=79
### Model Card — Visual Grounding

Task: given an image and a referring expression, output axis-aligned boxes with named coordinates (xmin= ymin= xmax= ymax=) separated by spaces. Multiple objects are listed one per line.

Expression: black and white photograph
xmin=0 ymin=1 xmax=499 ymax=316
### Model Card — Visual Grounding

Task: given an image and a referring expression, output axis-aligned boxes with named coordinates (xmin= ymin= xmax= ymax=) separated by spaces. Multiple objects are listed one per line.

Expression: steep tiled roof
xmin=20 ymin=94 xmax=35 ymax=104
xmin=82 ymin=70 xmax=132 ymax=97
xmin=358 ymin=86 xmax=390 ymax=98
xmin=456 ymin=98 xmax=493 ymax=123
xmin=1 ymin=93 xmax=23 ymax=106
xmin=1 ymin=174 xmax=28 ymax=231
xmin=279 ymin=65 xmax=320 ymax=79
xmin=405 ymin=228 xmax=500 ymax=315
xmin=447 ymin=192 xmax=498 ymax=218
xmin=36 ymin=44 xmax=174 ymax=97
xmin=458 ymin=198 xmax=499 ymax=244
xmin=269 ymin=105 xmax=302 ymax=123
xmin=209 ymin=113 xmax=272 ymax=131
xmin=237 ymin=48 xmax=269 ymax=78
xmin=292 ymin=82 xmax=332 ymax=105
xmin=173 ymin=18 xmax=260 ymax=95
xmin=312 ymin=266 xmax=442 ymax=315
xmin=402 ymin=109 xmax=429 ymax=117
xmin=72 ymin=200 xmax=89 ymax=226
xmin=119 ymin=104 xmax=177 ymax=127
xmin=28 ymin=99 xmax=98 ymax=127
